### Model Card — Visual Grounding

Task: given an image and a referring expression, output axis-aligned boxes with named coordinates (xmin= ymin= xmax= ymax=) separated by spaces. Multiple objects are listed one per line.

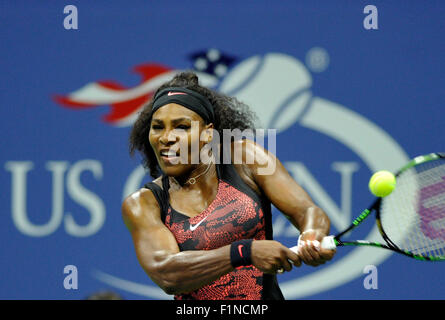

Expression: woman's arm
xmin=232 ymin=139 xmax=336 ymax=266
xmin=122 ymin=189 xmax=233 ymax=294
xmin=122 ymin=188 xmax=300 ymax=295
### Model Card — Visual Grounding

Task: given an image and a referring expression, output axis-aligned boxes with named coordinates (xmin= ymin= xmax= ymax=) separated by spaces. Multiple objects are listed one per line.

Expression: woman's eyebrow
xmin=152 ymin=117 xmax=193 ymax=124
xmin=172 ymin=117 xmax=192 ymax=124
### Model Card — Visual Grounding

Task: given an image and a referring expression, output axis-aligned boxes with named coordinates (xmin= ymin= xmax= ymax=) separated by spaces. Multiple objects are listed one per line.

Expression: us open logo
xmin=56 ymin=51 xmax=409 ymax=299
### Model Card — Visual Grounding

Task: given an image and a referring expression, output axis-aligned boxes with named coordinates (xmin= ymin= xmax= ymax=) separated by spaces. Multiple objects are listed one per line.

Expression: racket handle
xmin=289 ymin=235 xmax=306 ymax=254
xmin=289 ymin=235 xmax=336 ymax=255
xmin=321 ymin=235 xmax=336 ymax=250
xmin=289 ymin=245 xmax=300 ymax=254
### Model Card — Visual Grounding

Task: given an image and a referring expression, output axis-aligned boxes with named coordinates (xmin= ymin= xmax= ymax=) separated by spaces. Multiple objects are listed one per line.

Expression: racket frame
xmin=331 ymin=152 xmax=445 ymax=262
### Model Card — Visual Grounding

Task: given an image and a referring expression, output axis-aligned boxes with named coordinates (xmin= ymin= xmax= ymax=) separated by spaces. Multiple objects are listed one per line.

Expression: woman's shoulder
xmin=229 ymin=138 xmax=273 ymax=170
xmin=229 ymin=138 xmax=270 ymax=162
xmin=121 ymin=184 xmax=162 ymax=227
xmin=229 ymin=139 xmax=265 ymax=196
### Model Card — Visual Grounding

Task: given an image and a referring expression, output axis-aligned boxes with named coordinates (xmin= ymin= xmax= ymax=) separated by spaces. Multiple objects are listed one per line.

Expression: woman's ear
xmin=203 ymin=124 xmax=214 ymax=144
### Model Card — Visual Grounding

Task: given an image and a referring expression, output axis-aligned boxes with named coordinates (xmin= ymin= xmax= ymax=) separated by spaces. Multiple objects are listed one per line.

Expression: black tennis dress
xmin=144 ymin=161 xmax=284 ymax=300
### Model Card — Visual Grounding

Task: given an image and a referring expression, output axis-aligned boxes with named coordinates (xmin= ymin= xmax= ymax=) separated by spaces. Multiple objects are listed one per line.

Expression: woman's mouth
xmin=160 ymin=150 xmax=180 ymax=164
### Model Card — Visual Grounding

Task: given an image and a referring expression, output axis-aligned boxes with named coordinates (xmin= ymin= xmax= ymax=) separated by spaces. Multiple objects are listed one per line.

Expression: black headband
xmin=151 ymin=87 xmax=215 ymax=124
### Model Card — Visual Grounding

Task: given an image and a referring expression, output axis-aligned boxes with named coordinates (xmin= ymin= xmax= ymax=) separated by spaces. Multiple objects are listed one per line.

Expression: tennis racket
xmin=291 ymin=152 xmax=445 ymax=261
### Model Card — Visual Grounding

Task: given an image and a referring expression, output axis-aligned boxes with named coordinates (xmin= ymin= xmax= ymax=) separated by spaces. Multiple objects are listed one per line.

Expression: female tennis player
xmin=122 ymin=72 xmax=335 ymax=300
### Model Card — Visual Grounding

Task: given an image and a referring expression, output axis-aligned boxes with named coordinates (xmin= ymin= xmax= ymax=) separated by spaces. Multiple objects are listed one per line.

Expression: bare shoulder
xmin=229 ymin=139 xmax=273 ymax=195
xmin=230 ymin=139 xmax=275 ymax=172
xmin=121 ymin=187 xmax=162 ymax=231
xmin=122 ymin=175 xmax=163 ymax=216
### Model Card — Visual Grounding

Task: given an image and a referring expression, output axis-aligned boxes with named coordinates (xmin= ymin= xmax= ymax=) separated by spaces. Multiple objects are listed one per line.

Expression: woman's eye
xmin=151 ymin=125 xmax=163 ymax=130
xmin=176 ymin=125 xmax=190 ymax=130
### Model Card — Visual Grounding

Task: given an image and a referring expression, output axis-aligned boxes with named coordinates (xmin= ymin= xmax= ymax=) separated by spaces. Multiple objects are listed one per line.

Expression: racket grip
xmin=321 ymin=235 xmax=336 ymax=250
xmin=289 ymin=235 xmax=306 ymax=254
xmin=289 ymin=235 xmax=336 ymax=254
xmin=289 ymin=245 xmax=299 ymax=254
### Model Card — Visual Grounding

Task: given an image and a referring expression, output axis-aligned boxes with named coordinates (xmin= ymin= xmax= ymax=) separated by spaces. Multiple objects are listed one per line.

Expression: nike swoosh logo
xmin=189 ymin=215 xmax=209 ymax=231
xmin=168 ymin=91 xmax=187 ymax=96
xmin=238 ymin=245 xmax=244 ymax=258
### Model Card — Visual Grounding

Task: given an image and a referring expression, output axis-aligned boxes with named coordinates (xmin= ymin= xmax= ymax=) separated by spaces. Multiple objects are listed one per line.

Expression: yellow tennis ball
xmin=368 ymin=170 xmax=396 ymax=197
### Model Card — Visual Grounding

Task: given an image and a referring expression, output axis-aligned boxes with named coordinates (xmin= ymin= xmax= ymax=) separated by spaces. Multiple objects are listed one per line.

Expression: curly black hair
xmin=129 ymin=71 xmax=258 ymax=178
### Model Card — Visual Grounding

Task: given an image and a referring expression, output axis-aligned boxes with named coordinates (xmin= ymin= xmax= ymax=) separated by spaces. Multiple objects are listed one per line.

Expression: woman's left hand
xmin=297 ymin=229 xmax=336 ymax=267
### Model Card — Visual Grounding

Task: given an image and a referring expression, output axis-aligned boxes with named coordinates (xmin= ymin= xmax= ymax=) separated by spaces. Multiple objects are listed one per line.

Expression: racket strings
xmin=380 ymin=158 xmax=445 ymax=259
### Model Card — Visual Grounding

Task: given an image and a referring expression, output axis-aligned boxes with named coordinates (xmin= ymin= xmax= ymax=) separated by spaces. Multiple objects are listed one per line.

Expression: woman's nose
xmin=159 ymin=129 xmax=177 ymax=145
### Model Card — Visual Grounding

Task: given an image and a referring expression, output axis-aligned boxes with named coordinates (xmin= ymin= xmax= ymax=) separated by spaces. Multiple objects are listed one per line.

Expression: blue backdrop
xmin=1 ymin=0 xmax=444 ymax=300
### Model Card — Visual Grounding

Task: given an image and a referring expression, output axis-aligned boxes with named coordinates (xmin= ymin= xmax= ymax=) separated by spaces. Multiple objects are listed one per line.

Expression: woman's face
xmin=149 ymin=103 xmax=213 ymax=177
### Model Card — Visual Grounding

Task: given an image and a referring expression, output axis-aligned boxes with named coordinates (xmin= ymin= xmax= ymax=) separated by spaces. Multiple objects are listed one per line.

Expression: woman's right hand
xmin=250 ymin=240 xmax=301 ymax=274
